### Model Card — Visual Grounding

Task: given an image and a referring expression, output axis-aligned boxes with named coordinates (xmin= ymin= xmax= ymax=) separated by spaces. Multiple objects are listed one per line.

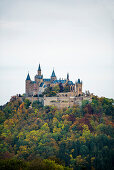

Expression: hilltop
xmin=0 ymin=96 xmax=114 ymax=170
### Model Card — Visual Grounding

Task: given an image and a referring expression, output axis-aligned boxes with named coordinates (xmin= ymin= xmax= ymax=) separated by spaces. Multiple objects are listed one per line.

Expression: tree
xmin=32 ymin=101 xmax=43 ymax=108
xmin=63 ymin=84 xmax=70 ymax=92
xmin=24 ymin=99 xmax=31 ymax=109
xmin=59 ymin=83 xmax=64 ymax=92
xmin=53 ymin=85 xmax=60 ymax=93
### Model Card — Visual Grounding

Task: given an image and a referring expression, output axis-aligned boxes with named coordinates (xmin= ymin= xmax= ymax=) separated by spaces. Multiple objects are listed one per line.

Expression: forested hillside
xmin=0 ymin=96 xmax=114 ymax=170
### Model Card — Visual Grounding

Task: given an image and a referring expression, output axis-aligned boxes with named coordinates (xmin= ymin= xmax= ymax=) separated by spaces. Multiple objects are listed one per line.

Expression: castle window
xmin=73 ymin=86 xmax=74 ymax=91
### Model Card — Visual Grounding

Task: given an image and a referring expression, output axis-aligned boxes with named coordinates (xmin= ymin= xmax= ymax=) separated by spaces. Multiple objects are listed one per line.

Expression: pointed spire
xmin=67 ymin=73 xmax=69 ymax=80
xmin=26 ymin=73 xmax=31 ymax=80
xmin=38 ymin=64 xmax=41 ymax=71
xmin=51 ymin=69 xmax=56 ymax=77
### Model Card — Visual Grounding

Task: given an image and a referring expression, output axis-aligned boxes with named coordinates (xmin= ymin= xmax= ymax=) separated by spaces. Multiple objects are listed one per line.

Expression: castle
xmin=10 ymin=64 xmax=92 ymax=109
xmin=25 ymin=64 xmax=82 ymax=97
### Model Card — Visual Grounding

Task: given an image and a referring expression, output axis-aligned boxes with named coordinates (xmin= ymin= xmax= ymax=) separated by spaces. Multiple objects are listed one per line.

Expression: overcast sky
xmin=0 ymin=0 xmax=114 ymax=105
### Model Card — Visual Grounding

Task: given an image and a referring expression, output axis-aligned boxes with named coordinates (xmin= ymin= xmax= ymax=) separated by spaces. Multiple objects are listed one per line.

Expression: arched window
xmin=73 ymin=86 xmax=74 ymax=91
xmin=71 ymin=86 xmax=72 ymax=91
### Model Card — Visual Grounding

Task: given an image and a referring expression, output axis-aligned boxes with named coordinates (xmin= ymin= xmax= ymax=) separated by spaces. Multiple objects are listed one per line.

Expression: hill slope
xmin=0 ymin=96 xmax=114 ymax=169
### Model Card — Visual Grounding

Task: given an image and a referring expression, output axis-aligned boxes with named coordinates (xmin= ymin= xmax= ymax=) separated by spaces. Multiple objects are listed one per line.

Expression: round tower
xmin=25 ymin=73 xmax=31 ymax=96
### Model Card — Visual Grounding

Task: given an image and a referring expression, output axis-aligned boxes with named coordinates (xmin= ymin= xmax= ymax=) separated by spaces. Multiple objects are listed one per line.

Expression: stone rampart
xmin=16 ymin=94 xmax=92 ymax=109
xmin=43 ymin=96 xmax=92 ymax=108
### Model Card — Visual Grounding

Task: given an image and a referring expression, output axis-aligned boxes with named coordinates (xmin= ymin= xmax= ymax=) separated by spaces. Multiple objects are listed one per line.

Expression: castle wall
xmin=43 ymin=96 xmax=91 ymax=109
xmin=17 ymin=94 xmax=92 ymax=109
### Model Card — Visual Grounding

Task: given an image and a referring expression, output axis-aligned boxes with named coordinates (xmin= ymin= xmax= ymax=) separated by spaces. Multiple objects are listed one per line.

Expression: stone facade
xmin=44 ymin=93 xmax=92 ymax=109
xmin=15 ymin=93 xmax=92 ymax=109
xmin=16 ymin=93 xmax=92 ymax=109
xmin=25 ymin=64 xmax=82 ymax=97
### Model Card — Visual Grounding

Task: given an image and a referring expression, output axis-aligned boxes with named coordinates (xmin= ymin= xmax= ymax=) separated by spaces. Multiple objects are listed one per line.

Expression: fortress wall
xmin=52 ymin=102 xmax=74 ymax=109
xmin=57 ymin=92 xmax=76 ymax=97
xmin=44 ymin=96 xmax=92 ymax=108
xmin=44 ymin=97 xmax=73 ymax=108
xmin=44 ymin=97 xmax=58 ymax=106
xmin=44 ymin=96 xmax=84 ymax=108
xmin=17 ymin=95 xmax=92 ymax=109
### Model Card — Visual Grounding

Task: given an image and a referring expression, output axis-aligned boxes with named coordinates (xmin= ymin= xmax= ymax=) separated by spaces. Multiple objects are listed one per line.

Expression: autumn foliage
xmin=0 ymin=96 xmax=114 ymax=170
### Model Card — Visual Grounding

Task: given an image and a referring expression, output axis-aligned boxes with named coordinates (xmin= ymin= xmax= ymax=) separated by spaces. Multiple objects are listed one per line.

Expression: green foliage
xmin=0 ymin=158 xmax=72 ymax=170
xmin=63 ymin=84 xmax=70 ymax=92
xmin=91 ymin=96 xmax=114 ymax=115
xmin=53 ymin=85 xmax=60 ymax=93
xmin=43 ymin=83 xmax=70 ymax=96
xmin=3 ymin=105 xmax=12 ymax=118
xmin=0 ymin=159 xmax=28 ymax=170
xmin=43 ymin=86 xmax=57 ymax=97
xmin=24 ymin=99 xmax=31 ymax=109
xmin=0 ymin=96 xmax=114 ymax=170
xmin=59 ymin=83 xmax=64 ymax=92
xmin=0 ymin=111 xmax=5 ymax=123
xmin=32 ymin=101 xmax=43 ymax=108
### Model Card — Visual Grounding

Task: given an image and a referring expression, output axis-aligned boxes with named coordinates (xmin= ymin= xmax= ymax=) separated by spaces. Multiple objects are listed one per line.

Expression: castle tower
xmin=76 ymin=79 xmax=82 ymax=96
xmin=35 ymin=64 xmax=43 ymax=95
xmin=38 ymin=64 xmax=41 ymax=76
xmin=51 ymin=69 xmax=57 ymax=82
xmin=35 ymin=64 xmax=43 ymax=82
xmin=25 ymin=73 xmax=31 ymax=96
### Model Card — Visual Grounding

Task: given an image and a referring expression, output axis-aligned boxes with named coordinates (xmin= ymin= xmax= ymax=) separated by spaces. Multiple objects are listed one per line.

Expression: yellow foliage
xmin=91 ymin=157 xmax=95 ymax=164
xmin=79 ymin=136 xmax=86 ymax=143
xmin=71 ymin=149 xmax=74 ymax=153
xmin=76 ymin=155 xmax=87 ymax=167
xmin=82 ymin=124 xmax=91 ymax=140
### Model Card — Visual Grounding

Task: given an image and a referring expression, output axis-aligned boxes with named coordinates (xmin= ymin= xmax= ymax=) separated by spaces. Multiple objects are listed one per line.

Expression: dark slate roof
xmin=68 ymin=81 xmax=74 ymax=85
xmin=30 ymin=81 xmax=36 ymax=84
xmin=35 ymin=75 xmax=43 ymax=79
xmin=77 ymin=79 xmax=82 ymax=84
xmin=52 ymin=79 xmax=67 ymax=84
xmin=32 ymin=81 xmax=36 ymax=84
xmin=26 ymin=73 xmax=31 ymax=80
xmin=39 ymin=82 xmax=44 ymax=87
xmin=44 ymin=85 xmax=47 ymax=88
xmin=60 ymin=80 xmax=67 ymax=84
xmin=78 ymin=79 xmax=80 ymax=83
xmin=43 ymin=78 xmax=50 ymax=82
xmin=51 ymin=69 xmax=56 ymax=77
xmin=38 ymin=64 xmax=41 ymax=71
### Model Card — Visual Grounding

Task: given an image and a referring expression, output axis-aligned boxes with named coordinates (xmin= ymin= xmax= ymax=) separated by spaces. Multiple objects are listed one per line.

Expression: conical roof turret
xmin=26 ymin=73 xmax=31 ymax=80
xmin=38 ymin=64 xmax=41 ymax=71
xmin=51 ymin=69 xmax=56 ymax=77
